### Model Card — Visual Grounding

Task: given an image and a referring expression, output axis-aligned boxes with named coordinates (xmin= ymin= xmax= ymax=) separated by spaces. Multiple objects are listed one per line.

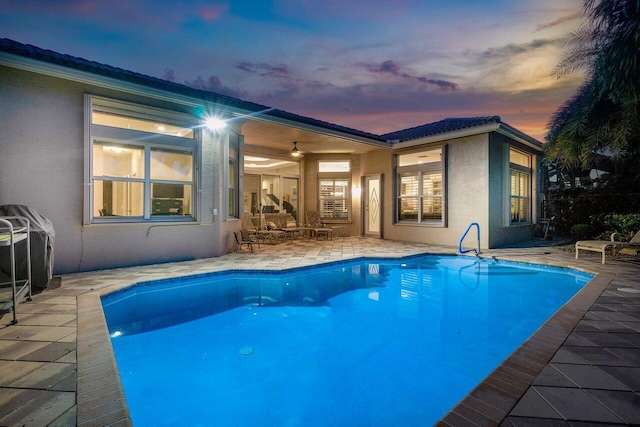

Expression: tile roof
xmin=381 ymin=116 xmax=502 ymax=142
xmin=0 ymin=38 xmax=383 ymax=142
xmin=0 ymin=38 xmax=539 ymax=146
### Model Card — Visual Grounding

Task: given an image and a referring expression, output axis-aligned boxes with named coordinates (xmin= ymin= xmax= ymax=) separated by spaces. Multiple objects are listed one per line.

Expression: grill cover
xmin=0 ymin=205 xmax=55 ymax=290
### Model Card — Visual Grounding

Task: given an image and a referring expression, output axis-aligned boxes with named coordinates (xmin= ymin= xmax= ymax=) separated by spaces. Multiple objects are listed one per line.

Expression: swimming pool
xmin=102 ymin=255 xmax=593 ymax=426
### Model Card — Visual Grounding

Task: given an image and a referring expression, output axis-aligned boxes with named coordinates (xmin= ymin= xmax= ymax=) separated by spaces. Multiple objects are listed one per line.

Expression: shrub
xmin=549 ymin=190 xmax=640 ymax=236
xmin=600 ymin=213 xmax=640 ymax=235
xmin=570 ymin=224 xmax=594 ymax=240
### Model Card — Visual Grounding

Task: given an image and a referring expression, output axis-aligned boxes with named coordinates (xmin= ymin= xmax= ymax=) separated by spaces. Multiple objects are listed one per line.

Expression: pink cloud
xmin=366 ymin=60 xmax=459 ymax=91
xmin=237 ymin=61 xmax=291 ymax=78
xmin=197 ymin=3 xmax=228 ymax=20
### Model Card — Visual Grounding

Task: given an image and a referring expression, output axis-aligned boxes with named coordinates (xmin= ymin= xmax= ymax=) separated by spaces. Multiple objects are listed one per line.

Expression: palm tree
xmin=545 ymin=0 xmax=640 ymax=174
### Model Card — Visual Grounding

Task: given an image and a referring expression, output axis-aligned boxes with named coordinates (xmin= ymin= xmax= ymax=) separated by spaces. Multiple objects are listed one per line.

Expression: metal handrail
xmin=458 ymin=222 xmax=480 ymax=255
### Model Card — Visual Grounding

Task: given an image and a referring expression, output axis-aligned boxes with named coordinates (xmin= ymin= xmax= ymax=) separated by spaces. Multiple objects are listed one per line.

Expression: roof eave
xmin=496 ymin=124 xmax=543 ymax=152
xmin=390 ymin=122 xmax=544 ymax=152
xmin=390 ymin=122 xmax=501 ymax=149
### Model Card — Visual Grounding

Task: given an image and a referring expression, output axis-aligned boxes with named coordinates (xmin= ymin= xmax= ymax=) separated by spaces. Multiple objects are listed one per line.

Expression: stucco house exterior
xmin=0 ymin=38 xmax=543 ymax=274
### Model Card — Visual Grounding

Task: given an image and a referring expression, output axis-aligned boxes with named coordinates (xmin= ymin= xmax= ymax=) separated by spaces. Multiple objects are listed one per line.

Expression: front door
xmin=363 ymin=174 xmax=382 ymax=238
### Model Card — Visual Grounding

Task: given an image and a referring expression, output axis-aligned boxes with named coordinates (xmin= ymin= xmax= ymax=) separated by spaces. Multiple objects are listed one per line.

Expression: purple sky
xmin=0 ymin=0 xmax=586 ymax=140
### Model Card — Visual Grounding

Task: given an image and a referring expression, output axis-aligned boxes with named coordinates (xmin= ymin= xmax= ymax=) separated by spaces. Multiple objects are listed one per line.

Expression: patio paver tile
xmin=0 ymin=340 xmax=50 ymax=360
xmin=552 ymin=363 xmax=630 ymax=390
xmin=598 ymin=366 xmax=640 ymax=391
xmin=531 ymin=365 xmax=577 ymax=388
xmin=503 ymin=417 xmax=570 ymax=426
xmin=48 ymin=406 xmax=77 ymax=427
xmin=549 ymin=347 xmax=588 ymax=365
xmin=0 ymin=387 xmax=43 ymax=421
xmin=508 ymin=388 xmax=563 ymax=419
xmin=534 ymin=386 xmax=623 ymax=423
xmin=18 ymin=341 xmax=76 ymax=362
xmin=564 ymin=346 xmax=630 ymax=366
xmin=0 ymin=360 xmax=46 ymax=386
xmin=0 ymin=389 xmax=75 ymax=427
xmin=9 ymin=362 xmax=76 ymax=390
xmin=585 ymin=389 xmax=640 ymax=425
xmin=606 ymin=347 xmax=640 ymax=366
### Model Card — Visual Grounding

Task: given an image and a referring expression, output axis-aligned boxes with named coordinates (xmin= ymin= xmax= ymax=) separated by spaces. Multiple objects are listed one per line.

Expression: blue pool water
xmin=102 ymin=255 xmax=593 ymax=426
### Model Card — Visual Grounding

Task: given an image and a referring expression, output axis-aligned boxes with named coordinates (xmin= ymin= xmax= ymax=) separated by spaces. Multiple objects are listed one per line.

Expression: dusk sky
xmin=1 ymin=0 xmax=586 ymax=141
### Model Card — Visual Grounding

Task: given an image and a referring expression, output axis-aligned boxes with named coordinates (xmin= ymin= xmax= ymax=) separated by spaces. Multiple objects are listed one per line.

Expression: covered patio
xmin=1 ymin=237 xmax=639 ymax=426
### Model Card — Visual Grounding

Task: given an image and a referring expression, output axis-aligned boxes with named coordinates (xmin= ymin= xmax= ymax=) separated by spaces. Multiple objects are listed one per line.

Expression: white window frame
xmin=84 ymin=95 xmax=200 ymax=224
xmin=395 ymin=146 xmax=446 ymax=226
xmin=509 ymin=147 xmax=532 ymax=225
xmin=318 ymin=161 xmax=351 ymax=222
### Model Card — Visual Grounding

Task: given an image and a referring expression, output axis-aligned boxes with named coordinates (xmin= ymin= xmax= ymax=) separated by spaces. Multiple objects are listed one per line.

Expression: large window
xmin=396 ymin=147 xmax=445 ymax=225
xmin=318 ymin=161 xmax=350 ymax=221
xmin=87 ymin=96 xmax=198 ymax=223
xmin=510 ymin=148 xmax=532 ymax=224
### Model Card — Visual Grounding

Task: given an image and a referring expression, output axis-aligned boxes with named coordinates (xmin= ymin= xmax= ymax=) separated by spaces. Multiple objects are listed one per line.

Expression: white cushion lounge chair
xmin=575 ymin=230 xmax=640 ymax=264
xmin=614 ymin=230 xmax=640 ymax=262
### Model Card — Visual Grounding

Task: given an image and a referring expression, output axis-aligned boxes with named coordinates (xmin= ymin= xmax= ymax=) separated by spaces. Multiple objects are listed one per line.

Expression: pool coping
xmin=75 ymin=255 xmax=610 ymax=426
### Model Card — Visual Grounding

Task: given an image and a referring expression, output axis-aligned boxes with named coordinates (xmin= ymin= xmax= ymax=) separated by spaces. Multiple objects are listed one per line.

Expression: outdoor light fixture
xmin=204 ymin=117 xmax=227 ymax=131
xmin=291 ymin=141 xmax=301 ymax=157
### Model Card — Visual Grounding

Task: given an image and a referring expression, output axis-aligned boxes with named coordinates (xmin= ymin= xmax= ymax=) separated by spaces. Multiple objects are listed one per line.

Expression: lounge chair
xmin=575 ymin=230 xmax=640 ymax=264
xmin=305 ymin=211 xmax=333 ymax=240
xmin=242 ymin=212 xmax=286 ymax=244
xmin=263 ymin=212 xmax=306 ymax=241
xmin=614 ymin=230 xmax=640 ymax=262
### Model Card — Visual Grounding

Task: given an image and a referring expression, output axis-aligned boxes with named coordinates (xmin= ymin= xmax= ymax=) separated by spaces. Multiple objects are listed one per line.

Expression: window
xmin=510 ymin=148 xmax=531 ymax=224
xmin=87 ymin=96 xmax=198 ymax=223
xmin=396 ymin=147 xmax=445 ymax=225
xmin=318 ymin=161 xmax=350 ymax=221
xmin=320 ymin=179 xmax=349 ymax=220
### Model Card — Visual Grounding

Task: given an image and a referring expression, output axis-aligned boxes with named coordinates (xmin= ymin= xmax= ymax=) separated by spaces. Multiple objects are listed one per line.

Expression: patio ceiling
xmin=239 ymin=119 xmax=389 ymax=157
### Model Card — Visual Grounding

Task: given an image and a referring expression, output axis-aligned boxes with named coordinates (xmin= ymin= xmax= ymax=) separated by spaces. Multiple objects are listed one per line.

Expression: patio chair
xmin=234 ymin=230 xmax=254 ymax=253
xmin=575 ymin=230 xmax=639 ymax=264
xmin=614 ymin=230 xmax=640 ymax=262
xmin=305 ymin=211 xmax=333 ymax=240
xmin=241 ymin=228 xmax=260 ymax=250
xmin=241 ymin=212 xmax=263 ymax=243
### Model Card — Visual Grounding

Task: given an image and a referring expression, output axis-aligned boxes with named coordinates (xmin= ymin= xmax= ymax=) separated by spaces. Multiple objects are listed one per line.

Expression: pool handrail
xmin=458 ymin=222 xmax=480 ymax=255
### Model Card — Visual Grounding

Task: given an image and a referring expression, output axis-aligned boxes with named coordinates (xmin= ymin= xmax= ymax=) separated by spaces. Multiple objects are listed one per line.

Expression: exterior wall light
xmin=205 ymin=117 xmax=227 ymax=131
